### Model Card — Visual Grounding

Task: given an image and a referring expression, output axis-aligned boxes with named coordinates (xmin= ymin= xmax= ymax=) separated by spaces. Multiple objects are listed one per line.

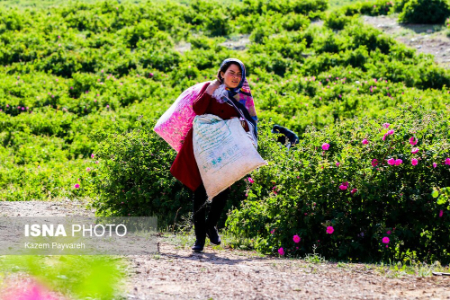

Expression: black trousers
xmin=193 ymin=183 xmax=229 ymax=242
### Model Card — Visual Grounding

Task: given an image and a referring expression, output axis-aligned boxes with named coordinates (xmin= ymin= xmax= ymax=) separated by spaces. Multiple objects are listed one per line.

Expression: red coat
xmin=170 ymin=81 xmax=250 ymax=192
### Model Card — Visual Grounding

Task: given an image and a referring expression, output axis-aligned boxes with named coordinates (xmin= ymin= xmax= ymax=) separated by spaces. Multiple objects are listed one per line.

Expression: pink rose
xmin=322 ymin=143 xmax=330 ymax=151
xmin=326 ymin=226 xmax=334 ymax=234
xmin=386 ymin=230 xmax=391 ymax=235
xmin=433 ymin=162 xmax=437 ymax=168
xmin=445 ymin=158 xmax=450 ymax=165
xmin=339 ymin=185 xmax=348 ymax=191
xmin=395 ymin=159 xmax=403 ymax=166
xmin=351 ymin=188 xmax=357 ymax=194
xmin=293 ymin=235 xmax=301 ymax=243
xmin=382 ymin=237 xmax=390 ymax=244
xmin=74 ymin=184 xmax=80 ymax=189
xmin=382 ymin=123 xmax=390 ymax=129
xmin=278 ymin=247 xmax=285 ymax=256
xmin=387 ymin=130 xmax=394 ymax=135
xmin=411 ymin=148 xmax=419 ymax=154
xmin=387 ymin=158 xmax=395 ymax=166
xmin=248 ymin=177 xmax=254 ymax=184
xmin=336 ymin=162 xmax=340 ymax=167
xmin=409 ymin=137 xmax=418 ymax=146
xmin=371 ymin=159 xmax=378 ymax=167
xmin=382 ymin=134 xmax=387 ymax=141
xmin=411 ymin=158 xmax=418 ymax=166
xmin=439 ymin=210 xmax=444 ymax=217
xmin=362 ymin=139 xmax=369 ymax=145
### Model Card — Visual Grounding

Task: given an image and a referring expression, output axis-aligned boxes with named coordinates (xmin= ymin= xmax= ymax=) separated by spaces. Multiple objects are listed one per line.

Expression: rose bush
xmin=226 ymin=110 xmax=450 ymax=263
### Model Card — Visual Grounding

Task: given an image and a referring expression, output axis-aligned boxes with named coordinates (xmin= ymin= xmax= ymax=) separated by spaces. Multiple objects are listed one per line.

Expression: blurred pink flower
xmin=351 ymin=188 xmax=357 ymax=194
xmin=86 ymin=167 xmax=91 ymax=172
xmin=440 ymin=210 xmax=444 ymax=217
xmin=326 ymin=226 xmax=334 ymax=234
xmin=322 ymin=143 xmax=330 ymax=151
xmin=293 ymin=235 xmax=301 ymax=243
xmin=271 ymin=229 xmax=275 ymax=234
xmin=74 ymin=184 xmax=80 ymax=188
xmin=411 ymin=158 xmax=418 ymax=166
xmin=342 ymin=181 xmax=349 ymax=187
xmin=387 ymin=230 xmax=391 ymax=235
xmin=371 ymin=159 xmax=378 ymax=167
xmin=339 ymin=185 xmax=347 ymax=190
xmin=411 ymin=148 xmax=419 ymax=154
xmin=272 ymin=186 xmax=278 ymax=195
xmin=278 ymin=247 xmax=285 ymax=256
xmin=395 ymin=159 xmax=403 ymax=166
xmin=387 ymin=158 xmax=395 ymax=166
xmin=382 ymin=134 xmax=387 ymax=141
xmin=387 ymin=130 xmax=394 ymax=135
xmin=433 ymin=162 xmax=437 ymax=168
xmin=336 ymin=162 xmax=340 ymax=166
xmin=409 ymin=137 xmax=418 ymax=146
xmin=91 ymin=154 xmax=95 ymax=158
xmin=3 ymin=280 xmax=60 ymax=300
xmin=362 ymin=139 xmax=369 ymax=145
xmin=248 ymin=177 xmax=254 ymax=184
xmin=382 ymin=237 xmax=390 ymax=244
xmin=382 ymin=123 xmax=390 ymax=129
xmin=445 ymin=158 xmax=450 ymax=165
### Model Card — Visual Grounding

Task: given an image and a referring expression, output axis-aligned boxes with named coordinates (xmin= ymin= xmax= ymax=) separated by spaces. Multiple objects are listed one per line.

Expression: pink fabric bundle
xmin=154 ymin=82 xmax=209 ymax=152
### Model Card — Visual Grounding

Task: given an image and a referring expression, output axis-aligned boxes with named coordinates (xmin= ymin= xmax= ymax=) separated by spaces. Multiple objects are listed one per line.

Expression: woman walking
xmin=170 ymin=58 xmax=258 ymax=252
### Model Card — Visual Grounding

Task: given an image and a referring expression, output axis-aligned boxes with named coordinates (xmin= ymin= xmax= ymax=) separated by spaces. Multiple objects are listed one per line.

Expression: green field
xmin=0 ymin=0 xmax=375 ymax=9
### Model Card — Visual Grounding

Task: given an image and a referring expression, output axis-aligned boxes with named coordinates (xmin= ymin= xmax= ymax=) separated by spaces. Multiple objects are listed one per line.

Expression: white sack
xmin=193 ymin=114 xmax=267 ymax=201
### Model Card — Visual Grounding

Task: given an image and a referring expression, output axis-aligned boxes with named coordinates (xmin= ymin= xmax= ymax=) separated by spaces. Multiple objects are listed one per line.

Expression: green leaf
xmin=431 ymin=190 xmax=439 ymax=198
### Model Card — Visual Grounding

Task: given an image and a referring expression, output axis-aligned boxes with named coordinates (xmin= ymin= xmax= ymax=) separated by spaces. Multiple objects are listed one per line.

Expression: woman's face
xmin=220 ymin=63 xmax=242 ymax=89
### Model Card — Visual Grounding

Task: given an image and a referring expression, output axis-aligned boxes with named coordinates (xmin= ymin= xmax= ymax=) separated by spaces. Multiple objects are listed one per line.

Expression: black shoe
xmin=191 ymin=239 xmax=205 ymax=252
xmin=206 ymin=226 xmax=221 ymax=245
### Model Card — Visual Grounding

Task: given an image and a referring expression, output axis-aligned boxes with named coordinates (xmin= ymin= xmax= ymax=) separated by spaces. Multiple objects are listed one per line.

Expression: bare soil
xmin=362 ymin=15 xmax=450 ymax=69
xmin=124 ymin=241 xmax=450 ymax=300
xmin=1 ymin=200 xmax=449 ymax=299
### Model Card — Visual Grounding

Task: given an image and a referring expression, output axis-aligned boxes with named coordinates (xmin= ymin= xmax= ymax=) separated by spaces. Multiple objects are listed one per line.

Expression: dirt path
xmin=124 ymin=241 xmax=450 ymax=300
xmin=1 ymin=200 xmax=449 ymax=299
xmin=362 ymin=15 xmax=450 ymax=69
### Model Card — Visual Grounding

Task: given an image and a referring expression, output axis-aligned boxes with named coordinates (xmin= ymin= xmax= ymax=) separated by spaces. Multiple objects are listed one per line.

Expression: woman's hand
xmin=205 ymin=79 xmax=221 ymax=95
